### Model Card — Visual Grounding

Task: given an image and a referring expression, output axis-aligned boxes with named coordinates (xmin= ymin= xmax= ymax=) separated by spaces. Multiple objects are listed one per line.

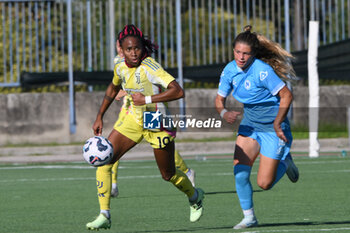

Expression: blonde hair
xmin=234 ymin=25 xmax=296 ymax=81
xmin=256 ymin=34 xmax=296 ymax=80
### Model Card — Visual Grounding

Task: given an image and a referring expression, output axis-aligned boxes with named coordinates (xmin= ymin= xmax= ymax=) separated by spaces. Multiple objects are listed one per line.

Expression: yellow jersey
xmin=112 ymin=56 xmax=175 ymax=125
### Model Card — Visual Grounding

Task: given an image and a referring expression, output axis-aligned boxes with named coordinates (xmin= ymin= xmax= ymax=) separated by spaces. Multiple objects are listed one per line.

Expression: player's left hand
xmin=274 ymin=123 xmax=288 ymax=142
xmin=115 ymin=90 xmax=127 ymax=100
xmin=131 ymin=92 xmax=146 ymax=105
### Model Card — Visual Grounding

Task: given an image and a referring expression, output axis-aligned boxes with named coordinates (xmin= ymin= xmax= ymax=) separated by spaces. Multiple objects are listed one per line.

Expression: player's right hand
xmin=223 ymin=111 xmax=241 ymax=124
xmin=274 ymin=123 xmax=288 ymax=142
xmin=92 ymin=119 xmax=103 ymax=136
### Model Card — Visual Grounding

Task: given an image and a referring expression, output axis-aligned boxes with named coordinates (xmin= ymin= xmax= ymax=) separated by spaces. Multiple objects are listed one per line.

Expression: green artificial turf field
xmin=1 ymin=155 xmax=350 ymax=233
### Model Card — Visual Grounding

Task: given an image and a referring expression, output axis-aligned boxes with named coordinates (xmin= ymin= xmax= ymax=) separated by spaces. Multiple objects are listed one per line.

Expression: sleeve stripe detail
xmin=115 ymin=59 xmax=124 ymax=65
xmin=142 ymin=59 xmax=159 ymax=71
xmin=217 ymin=90 xmax=229 ymax=98
xmin=271 ymin=82 xmax=285 ymax=96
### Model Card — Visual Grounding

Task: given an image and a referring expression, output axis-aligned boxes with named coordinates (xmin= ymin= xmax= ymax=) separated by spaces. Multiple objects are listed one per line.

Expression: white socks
xmin=243 ymin=207 xmax=255 ymax=217
xmin=100 ymin=210 xmax=110 ymax=219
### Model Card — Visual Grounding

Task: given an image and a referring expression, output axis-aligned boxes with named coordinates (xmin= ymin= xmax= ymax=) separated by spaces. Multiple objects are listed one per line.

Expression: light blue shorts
xmin=237 ymin=119 xmax=293 ymax=160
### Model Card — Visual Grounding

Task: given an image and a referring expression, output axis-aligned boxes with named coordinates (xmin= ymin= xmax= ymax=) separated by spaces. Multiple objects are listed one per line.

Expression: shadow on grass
xmin=135 ymin=220 xmax=350 ymax=233
xmin=135 ymin=225 xmax=234 ymax=232
xmin=205 ymin=189 xmax=263 ymax=195
xmin=259 ymin=220 xmax=350 ymax=228
xmin=117 ymin=190 xmax=263 ymax=199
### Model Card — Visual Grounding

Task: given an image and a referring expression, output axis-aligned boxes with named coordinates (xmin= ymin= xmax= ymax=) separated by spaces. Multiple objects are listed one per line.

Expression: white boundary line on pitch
xmin=0 ymin=165 xmax=93 ymax=170
xmin=0 ymin=158 xmax=349 ymax=171
xmin=0 ymin=174 xmax=162 ymax=183
xmin=0 ymin=169 xmax=349 ymax=183
xmin=0 ymin=156 xmax=349 ymax=166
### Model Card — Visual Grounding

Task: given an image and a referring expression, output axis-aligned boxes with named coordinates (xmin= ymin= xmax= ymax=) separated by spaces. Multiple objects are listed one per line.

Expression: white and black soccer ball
xmin=83 ymin=136 xmax=114 ymax=167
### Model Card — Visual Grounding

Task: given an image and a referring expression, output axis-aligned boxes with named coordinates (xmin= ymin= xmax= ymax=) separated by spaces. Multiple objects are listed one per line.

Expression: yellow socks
xmin=169 ymin=169 xmax=195 ymax=198
xmin=174 ymin=149 xmax=189 ymax=173
xmin=111 ymin=160 xmax=120 ymax=184
xmin=96 ymin=164 xmax=113 ymax=211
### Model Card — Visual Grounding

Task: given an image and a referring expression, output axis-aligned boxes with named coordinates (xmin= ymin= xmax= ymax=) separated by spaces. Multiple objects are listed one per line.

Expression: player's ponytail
xmin=256 ymin=33 xmax=296 ymax=80
xmin=243 ymin=25 xmax=252 ymax=32
xmin=118 ymin=24 xmax=158 ymax=59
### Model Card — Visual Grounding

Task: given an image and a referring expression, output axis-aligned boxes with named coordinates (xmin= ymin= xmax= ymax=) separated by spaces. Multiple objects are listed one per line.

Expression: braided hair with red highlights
xmin=118 ymin=24 xmax=158 ymax=59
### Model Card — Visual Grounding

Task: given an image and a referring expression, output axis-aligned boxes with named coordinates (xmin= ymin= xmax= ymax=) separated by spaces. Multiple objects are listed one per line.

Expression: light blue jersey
xmin=218 ymin=58 xmax=285 ymax=124
xmin=218 ymin=58 xmax=292 ymax=160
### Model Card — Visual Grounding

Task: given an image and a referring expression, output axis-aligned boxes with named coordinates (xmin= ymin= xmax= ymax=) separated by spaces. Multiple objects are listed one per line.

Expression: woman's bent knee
xmin=161 ymin=172 xmax=175 ymax=181
xmin=257 ymin=179 xmax=273 ymax=190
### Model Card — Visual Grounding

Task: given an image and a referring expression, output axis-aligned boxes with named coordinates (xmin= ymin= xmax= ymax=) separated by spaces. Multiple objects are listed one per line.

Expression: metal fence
xmin=1 ymin=0 xmax=350 ymax=87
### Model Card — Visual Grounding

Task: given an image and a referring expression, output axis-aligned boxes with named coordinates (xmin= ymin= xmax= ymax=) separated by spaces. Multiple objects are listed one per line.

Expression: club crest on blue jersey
xmin=260 ymin=71 xmax=268 ymax=81
xmin=244 ymin=80 xmax=251 ymax=90
xmin=143 ymin=110 xmax=162 ymax=129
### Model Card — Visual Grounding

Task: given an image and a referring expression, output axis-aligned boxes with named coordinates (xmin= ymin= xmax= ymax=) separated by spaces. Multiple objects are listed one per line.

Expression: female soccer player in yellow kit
xmin=86 ymin=25 xmax=204 ymax=230
xmin=110 ymin=41 xmax=196 ymax=198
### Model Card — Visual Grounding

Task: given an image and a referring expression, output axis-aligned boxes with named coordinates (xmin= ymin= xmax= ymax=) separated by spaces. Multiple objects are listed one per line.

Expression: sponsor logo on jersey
xmin=124 ymin=88 xmax=145 ymax=94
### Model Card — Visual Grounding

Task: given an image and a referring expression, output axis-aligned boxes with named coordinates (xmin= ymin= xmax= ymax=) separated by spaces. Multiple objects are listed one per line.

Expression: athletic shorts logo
xmin=143 ymin=110 xmax=162 ymax=129
xmin=260 ymin=71 xmax=268 ymax=81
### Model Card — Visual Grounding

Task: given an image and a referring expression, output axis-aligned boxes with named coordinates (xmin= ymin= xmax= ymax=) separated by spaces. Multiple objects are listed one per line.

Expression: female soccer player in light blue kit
xmin=215 ymin=26 xmax=299 ymax=229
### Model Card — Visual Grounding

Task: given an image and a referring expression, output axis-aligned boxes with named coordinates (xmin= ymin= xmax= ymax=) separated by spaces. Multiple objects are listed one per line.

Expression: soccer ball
xmin=83 ymin=136 xmax=114 ymax=167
